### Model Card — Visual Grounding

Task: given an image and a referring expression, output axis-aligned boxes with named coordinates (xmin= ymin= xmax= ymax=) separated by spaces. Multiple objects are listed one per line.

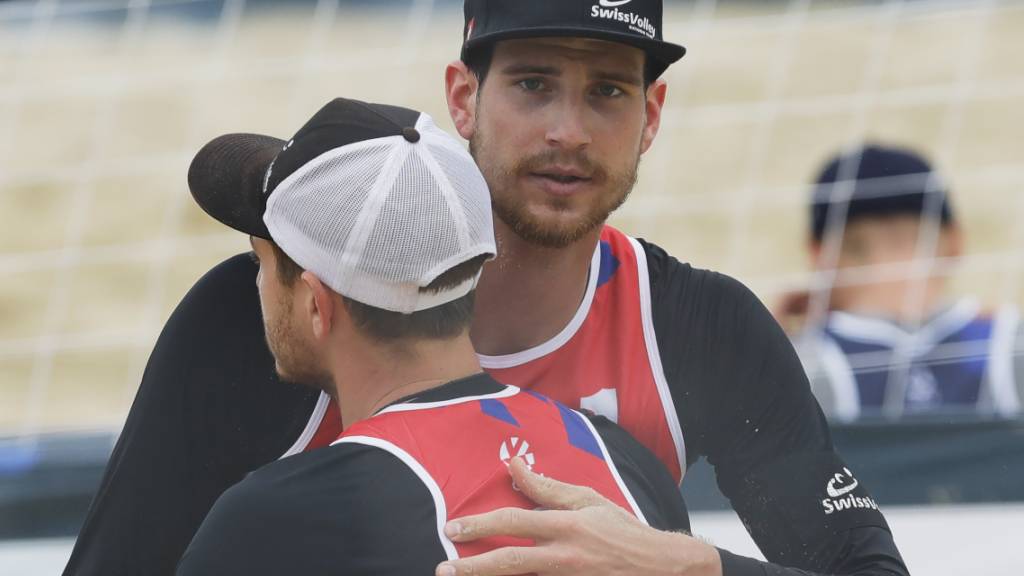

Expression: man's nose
xmin=544 ymin=96 xmax=593 ymax=150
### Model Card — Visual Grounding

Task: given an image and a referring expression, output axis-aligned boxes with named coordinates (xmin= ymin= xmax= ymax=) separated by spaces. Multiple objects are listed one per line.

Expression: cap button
xmin=402 ymin=126 xmax=421 ymax=143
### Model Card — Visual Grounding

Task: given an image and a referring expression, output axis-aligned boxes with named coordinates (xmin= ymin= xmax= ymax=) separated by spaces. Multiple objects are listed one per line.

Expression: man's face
xmin=250 ymin=237 xmax=331 ymax=390
xmin=469 ymin=38 xmax=652 ymax=248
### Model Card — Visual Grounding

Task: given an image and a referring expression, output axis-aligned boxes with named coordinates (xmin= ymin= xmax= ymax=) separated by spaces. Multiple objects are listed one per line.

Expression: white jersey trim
xmin=578 ymin=412 xmax=649 ymax=525
xmin=277 ymin=391 xmax=331 ymax=459
xmin=477 ymin=243 xmax=601 ymax=369
xmin=332 ymin=435 xmax=458 ymax=561
xmin=989 ymin=304 xmax=1021 ymax=417
xmin=375 ymin=385 xmax=520 ymax=416
xmin=628 ymin=236 xmax=687 ymax=482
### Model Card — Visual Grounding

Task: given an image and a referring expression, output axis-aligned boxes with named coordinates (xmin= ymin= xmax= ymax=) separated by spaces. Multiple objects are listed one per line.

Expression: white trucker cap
xmin=187 ymin=98 xmax=496 ymax=313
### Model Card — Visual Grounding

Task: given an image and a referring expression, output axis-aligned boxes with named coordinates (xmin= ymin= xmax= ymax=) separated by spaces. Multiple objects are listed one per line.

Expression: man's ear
xmin=640 ymin=79 xmax=668 ymax=155
xmin=939 ymin=224 xmax=964 ymax=260
xmin=446 ymin=60 xmax=479 ymax=141
xmin=300 ymin=272 xmax=334 ymax=341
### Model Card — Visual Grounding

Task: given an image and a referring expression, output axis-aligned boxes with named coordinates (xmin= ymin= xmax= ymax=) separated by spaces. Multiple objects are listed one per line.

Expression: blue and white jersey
xmin=798 ymin=299 xmax=1024 ymax=421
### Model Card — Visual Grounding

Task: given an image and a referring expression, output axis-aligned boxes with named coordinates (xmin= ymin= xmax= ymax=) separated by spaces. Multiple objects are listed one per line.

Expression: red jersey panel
xmin=292 ymin=226 xmax=686 ymax=482
xmin=335 ymin=386 xmax=645 ymax=559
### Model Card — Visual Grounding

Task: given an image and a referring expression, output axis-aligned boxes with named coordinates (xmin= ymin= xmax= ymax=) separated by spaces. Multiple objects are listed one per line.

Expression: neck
xmin=331 ymin=333 xmax=482 ymax=429
xmin=470 ymin=218 xmax=600 ymax=356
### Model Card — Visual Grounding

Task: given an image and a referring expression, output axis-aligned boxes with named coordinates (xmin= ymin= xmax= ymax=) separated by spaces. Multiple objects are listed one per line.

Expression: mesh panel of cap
xmin=264 ymin=113 xmax=495 ymax=313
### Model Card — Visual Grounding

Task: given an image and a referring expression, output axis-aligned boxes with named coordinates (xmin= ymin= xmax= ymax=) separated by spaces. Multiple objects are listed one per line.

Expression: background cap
xmin=188 ymin=98 xmax=496 ymax=313
xmin=810 ymin=143 xmax=954 ymax=241
xmin=461 ymin=0 xmax=685 ymax=79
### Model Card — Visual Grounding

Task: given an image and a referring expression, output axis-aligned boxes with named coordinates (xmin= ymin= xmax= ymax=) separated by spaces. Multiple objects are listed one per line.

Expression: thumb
xmin=508 ymin=457 xmax=607 ymax=511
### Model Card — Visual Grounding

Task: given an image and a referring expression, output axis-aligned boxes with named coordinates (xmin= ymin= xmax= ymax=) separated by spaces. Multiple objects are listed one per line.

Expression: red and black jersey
xmin=289 ymin=227 xmax=685 ymax=482
xmin=176 ymin=374 xmax=690 ymax=575
xmin=67 ymin=231 xmax=908 ymax=576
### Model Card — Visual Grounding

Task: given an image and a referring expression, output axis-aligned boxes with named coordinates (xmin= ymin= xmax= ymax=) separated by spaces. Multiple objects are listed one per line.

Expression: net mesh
xmin=1 ymin=0 xmax=1022 ymax=435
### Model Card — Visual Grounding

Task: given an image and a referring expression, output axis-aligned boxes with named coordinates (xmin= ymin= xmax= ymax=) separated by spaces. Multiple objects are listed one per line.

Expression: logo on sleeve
xmin=822 ymin=467 xmax=878 ymax=515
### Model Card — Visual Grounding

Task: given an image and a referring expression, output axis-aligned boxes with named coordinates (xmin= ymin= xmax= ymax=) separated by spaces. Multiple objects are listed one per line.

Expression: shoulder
xmin=633 ymin=236 xmax=762 ymax=315
xmin=178 ymin=442 xmax=448 ymax=575
xmin=584 ymin=414 xmax=690 ymax=533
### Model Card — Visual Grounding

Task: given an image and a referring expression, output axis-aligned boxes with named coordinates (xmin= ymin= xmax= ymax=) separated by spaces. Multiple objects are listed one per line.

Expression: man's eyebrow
xmin=499 ymin=64 xmax=561 ymax=76
xmin=593 ymin=70 xmax=643 ymax=86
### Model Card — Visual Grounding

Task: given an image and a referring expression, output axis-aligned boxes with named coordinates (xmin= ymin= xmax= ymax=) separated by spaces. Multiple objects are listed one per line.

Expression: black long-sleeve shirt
xmin=64 ymin=242 xmax=908 ymax=576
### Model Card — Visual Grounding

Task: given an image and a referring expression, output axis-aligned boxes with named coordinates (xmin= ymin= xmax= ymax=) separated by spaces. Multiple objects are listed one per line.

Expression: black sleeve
xmin=176 ymin=443 xmax=449 ymax=576
xmin=64 ymin=254 xmax=320 ymax=576
xmin=587 ymin=415 xmax=691 ymax=534
xmin=640 ymin=240 xmax=908 ymax=576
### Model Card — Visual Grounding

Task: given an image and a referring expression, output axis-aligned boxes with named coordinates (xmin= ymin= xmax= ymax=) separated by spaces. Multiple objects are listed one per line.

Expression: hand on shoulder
xmin=436 ymin=458 xmax=722 ymax=576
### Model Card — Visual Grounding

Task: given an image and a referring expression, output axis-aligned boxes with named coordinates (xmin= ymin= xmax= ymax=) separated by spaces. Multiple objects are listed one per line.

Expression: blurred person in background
xmin=776 ymin=143 xmax=1024 ymax=422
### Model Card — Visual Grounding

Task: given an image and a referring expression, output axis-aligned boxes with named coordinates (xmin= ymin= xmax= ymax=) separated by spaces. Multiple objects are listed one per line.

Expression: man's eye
xmin=248 ymin=251 xmax=260 ymax=265
xmin=518 ymin=78 xmax=545 ymax=92
xmin=595 ymin=84 xmax=624 ymax=98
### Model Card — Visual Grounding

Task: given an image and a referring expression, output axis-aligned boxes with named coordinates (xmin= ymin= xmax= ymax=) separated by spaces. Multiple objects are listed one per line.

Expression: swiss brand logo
xmin=499 ymin=436 xmax=535 ymax=469
xmin=589 ymin=0 xmax=656 ymax=39
xmin=826 ymin=467 xmax=859 ymax=497
xmin=821 ymin=467 xmax=879 ymax=515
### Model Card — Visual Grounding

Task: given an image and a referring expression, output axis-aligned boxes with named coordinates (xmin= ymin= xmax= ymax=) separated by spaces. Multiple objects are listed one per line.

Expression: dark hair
xmin=465 ymin=44 xmax=656 ymax=90
xmin=342 ymin=255 xmax=489 ymax=342
xmin=269 ymin=241 xmax=303 ymax=286
xmin=270 ymin=241 xmax=486 ymax=342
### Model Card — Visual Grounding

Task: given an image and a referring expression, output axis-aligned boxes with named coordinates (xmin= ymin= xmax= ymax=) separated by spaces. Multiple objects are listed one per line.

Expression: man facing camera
xmin=174 ymin=98 xmax=690 ymax=575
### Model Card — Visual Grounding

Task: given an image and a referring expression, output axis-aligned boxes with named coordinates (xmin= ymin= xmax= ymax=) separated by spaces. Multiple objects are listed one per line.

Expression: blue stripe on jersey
xmin=555 ymin=402 xmax=604 ymax=460
xmin=523 ymin=390 xmax=550 ymax=404
xmin=597 ymin=240 xmax=620 ymax=288
xmin=480 ymin=398 xmax=520 ymax=427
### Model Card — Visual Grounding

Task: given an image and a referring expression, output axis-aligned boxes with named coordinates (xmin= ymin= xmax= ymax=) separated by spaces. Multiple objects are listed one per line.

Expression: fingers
xmin=508 ymin=457 xmax=609 ymax=511
xmin=436 ymin=545 xmax=560 ymax=576
xmin=445 ymin=506 xmax=565 ymax=543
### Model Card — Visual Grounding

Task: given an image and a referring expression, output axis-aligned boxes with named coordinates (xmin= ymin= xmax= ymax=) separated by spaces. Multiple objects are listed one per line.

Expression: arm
xmin=644 ymin=243 xmax=907 ymax=575
xmin=177 ymin=443 xmax=450 ymax=576
xmin=64 ymin=254 xmax=319 ymax=576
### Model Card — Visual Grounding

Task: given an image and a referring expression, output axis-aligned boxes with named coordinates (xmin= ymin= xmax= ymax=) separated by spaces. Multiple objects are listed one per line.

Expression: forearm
xmin=715 ymin=527 xmax=908 ymax=576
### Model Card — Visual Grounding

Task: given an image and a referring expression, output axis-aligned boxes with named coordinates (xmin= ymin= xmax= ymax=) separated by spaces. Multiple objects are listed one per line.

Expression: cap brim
xmin=464 ymin=27 xmax=686 ymax=78
xmin=187 ymin=133 xmax=285 ymax=240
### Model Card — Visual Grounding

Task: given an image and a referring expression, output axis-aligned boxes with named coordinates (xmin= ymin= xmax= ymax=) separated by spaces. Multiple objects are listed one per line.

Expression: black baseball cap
xmin=188 ymin=97 xmax=422 ymax=240
xmin=461 ymin=0 xmax=686 ymax=80
xmin=810 ymin=143 xmax=954 ymax=241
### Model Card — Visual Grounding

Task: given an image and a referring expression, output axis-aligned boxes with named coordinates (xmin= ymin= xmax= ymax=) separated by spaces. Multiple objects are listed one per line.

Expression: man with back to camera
xmin=776 ymin=143 xmax=1024 ymax=422
xmin=174 ymin=96 xmax=691 ymax=575
xmin=65 ymin=2 xmax=909 ymax=575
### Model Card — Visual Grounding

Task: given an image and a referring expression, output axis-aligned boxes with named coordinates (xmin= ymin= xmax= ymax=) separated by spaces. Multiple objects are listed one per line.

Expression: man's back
xmin=176 ymin=374 xmax=689 ymax=575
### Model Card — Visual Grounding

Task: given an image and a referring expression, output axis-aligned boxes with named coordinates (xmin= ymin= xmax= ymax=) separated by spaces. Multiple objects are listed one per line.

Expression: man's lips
xmin=526 ymin=166 xmax=595 ymax=194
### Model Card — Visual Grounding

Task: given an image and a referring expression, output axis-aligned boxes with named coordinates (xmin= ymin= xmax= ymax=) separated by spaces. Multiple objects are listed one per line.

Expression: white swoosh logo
xmin=599 ymin=0 xmax=632 ymax=7
xmin=826 ymin=468 xmax=859 ymax=497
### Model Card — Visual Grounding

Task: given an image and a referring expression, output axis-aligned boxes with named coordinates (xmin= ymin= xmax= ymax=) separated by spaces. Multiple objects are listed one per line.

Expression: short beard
xmin=263 ymin=293 xmax=333 ymax=393
xmin=470 ymin=134 xmax=640 ymax=249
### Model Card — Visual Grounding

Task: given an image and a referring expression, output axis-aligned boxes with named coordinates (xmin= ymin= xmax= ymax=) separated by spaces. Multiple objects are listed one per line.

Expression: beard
xmin=262 ymin=292 xmax=333 ymax=393
xmin=470 ymin=131 xmax=640 ymax=249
